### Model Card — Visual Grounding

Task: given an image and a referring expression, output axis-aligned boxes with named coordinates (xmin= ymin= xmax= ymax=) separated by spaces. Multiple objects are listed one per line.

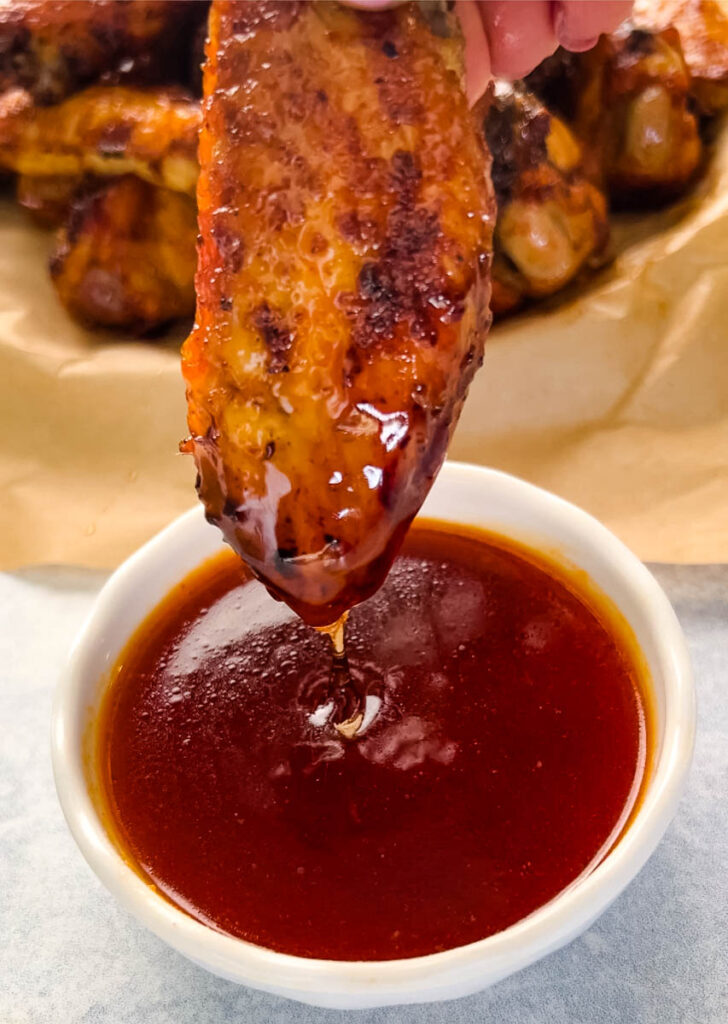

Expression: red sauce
xmin=97 ymin=523 xmax=649 ymax=961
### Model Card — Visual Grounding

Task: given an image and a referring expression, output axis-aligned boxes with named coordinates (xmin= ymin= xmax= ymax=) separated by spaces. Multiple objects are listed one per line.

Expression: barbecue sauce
xmin=96 ymin=522 xmax=649 ymax=961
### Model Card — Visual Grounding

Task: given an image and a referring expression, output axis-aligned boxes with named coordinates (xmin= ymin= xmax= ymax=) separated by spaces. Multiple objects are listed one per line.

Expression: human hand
xmin=346 ymin=1 xmax=633 ymax=102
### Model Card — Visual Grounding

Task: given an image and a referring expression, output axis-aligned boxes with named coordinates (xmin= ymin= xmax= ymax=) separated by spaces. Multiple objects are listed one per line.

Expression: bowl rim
xmin=51 ymin=463 xmax=695 ymax=1005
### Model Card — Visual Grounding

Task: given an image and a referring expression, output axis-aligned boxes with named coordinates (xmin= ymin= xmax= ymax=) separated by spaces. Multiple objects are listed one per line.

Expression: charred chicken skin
xmin=0 ymin=0 xmax=208 ymax=104
xmin=50 ymin=175 xmax=196 ymax=332
xmin=182 ymin=0 xmax=494 ymax=625
xmin=0 ymin=84 xmax=200 ymax=194
xmin=485 ymin=81 xmax=609 ymax=316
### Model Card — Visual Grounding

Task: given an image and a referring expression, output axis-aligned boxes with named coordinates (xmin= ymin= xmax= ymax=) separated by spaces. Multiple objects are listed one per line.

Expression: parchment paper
xmin=2 ymin=125 xmax=727 ymax=570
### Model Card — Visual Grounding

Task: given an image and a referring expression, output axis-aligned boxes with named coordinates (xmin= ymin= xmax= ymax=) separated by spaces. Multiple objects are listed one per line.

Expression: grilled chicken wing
xmin=634 ymin=0 xmax=728 ymax=114
xmin=0 ymin=0 xmax=208 ymax=104
xmin=527 ymin=27 xmax=703 ymax=203
xmin=0 ymin=84 xmax=200 ymax=194
xmin=182 ymin=0 xmax=494 ymax=625
xmin=50 ymin=174 xmax=196 ymax=332
xmin=486 ymin=81 xmax=608 ymax=316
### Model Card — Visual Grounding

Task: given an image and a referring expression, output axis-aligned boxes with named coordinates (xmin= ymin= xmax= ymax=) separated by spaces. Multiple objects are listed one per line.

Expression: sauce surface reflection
xmin=99 ymin=523 xmax=648 ymax=960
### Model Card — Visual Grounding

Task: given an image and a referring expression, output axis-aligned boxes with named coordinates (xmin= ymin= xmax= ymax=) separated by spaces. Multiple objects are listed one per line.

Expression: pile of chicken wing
xmin=0 ymin=0 xmax=727 ymax=331
xmin=0 ymin=0 xmax=206 ymax=331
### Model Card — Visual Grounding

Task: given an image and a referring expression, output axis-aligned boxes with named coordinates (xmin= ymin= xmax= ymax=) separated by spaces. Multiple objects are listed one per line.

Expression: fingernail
xmin=553 ymin=8 xmax=599 ymax=52
xmin=558 ymin=33 xmax=599 ymax=52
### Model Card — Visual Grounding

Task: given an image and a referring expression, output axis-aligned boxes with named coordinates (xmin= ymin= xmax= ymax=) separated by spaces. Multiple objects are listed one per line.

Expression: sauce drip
xmin=98 ymin=523 xmax=648 ymax=961
xmin=317 ymin=611 xmax=348 ymax=657
xmin=315 ymin=611 xmax=364 ymax=737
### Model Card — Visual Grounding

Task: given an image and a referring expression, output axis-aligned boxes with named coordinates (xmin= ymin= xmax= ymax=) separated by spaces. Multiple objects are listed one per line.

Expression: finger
xmin=552 ymin=1 xmax=633 ymax=51
xmin=478 ymin=0 xmax=558 ymax=80
xmin=456 ymin=0 xmax=491 ymax=104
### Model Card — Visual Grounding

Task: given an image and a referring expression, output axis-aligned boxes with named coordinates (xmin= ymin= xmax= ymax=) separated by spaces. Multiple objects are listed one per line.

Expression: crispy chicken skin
xmin=182 ymin=0 xmax=494 ymax=625
xmin=50 ymin=175 xmax=196 ymax=332
xmin=634 ymin=0 xmax=728 ymax=113
xmin=0 ymin=1 xmax=208 ymax=104
xmin=528 ymin=26 xmax=702 ymax=203
xmin=0 ymin=84 xmax=200 ymax=194
xmin=486 ymin=82 xmax=608 ymax=316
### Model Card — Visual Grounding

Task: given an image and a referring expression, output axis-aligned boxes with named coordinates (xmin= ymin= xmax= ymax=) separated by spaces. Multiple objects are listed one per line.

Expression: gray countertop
xmin=1 ymin=564 xmax=726 ymax=1024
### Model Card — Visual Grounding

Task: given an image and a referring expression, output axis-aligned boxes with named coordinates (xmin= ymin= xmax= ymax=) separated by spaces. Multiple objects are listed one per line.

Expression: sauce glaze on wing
xmin=182 ymin=0 xmax=494 ymax=626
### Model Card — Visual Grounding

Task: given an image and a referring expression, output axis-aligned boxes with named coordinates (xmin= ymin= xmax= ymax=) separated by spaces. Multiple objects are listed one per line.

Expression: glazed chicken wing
xmin=182 ymin=0 xmax=493 ymax=625
xmin=634 ymin=0 xmax=728 ymax=114
xmin=50 ymin=175 xmax=196 ymax=332
xmin=0 ymin=0 xmax=208 ymax=104
xmin=485 ymin=81 xmax=608 ymax=316
xmin=0 ymin=84 xmax=200 ymax=194
xmin=527 ymin=26 xmax=703 ymax=204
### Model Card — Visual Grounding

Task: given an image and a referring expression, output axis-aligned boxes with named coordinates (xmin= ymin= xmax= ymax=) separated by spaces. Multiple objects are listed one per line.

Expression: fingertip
xmin=479 ymin=1 xmax=558 ymax=81
xmin=456 ymin=0 xmax=491 ymax=104
xmin=553 ymin=1 xmax=633 ymax=51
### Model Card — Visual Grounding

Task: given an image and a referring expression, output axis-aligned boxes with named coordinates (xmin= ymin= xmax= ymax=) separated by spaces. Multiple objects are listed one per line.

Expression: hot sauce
xmin=97 ymin=522 xmax=649 ymax=961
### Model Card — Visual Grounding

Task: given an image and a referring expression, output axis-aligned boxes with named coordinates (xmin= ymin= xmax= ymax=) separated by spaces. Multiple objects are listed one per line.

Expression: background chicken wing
xmin=634 ymin=0 xmax=728 ymax=114
xmin=0 ymin=84 xmax=200 ymax=194
xmin=50 ymin=175 xmax=196 ymax=331
xmin=485 ymin=81 xmax=608 ymax=316
xmin=0 ymin=0 xmax=208 ymax=103
xmin=527 ymin=25 xmax=703 ymax=204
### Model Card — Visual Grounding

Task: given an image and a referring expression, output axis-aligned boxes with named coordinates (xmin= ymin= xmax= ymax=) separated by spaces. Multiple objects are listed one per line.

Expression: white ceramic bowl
xmin=51 ymin=463 xmax=695 ymax=1010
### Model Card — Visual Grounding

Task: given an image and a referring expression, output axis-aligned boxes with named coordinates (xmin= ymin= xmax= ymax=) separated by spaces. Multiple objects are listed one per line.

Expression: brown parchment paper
xmin=2 ymin=126 xmax=728 ymax=569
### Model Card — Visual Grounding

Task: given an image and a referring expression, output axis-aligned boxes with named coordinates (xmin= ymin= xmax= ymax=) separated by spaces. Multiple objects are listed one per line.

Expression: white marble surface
xmin=1 ymin=564 xmax=726 ymax=1024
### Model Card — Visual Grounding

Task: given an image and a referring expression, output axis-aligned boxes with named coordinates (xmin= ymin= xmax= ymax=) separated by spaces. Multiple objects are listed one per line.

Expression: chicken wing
xmin=50 ymin=175 xmax=196 ymax=332
xmin=485 ymin=81 xmax=608 ymax=316
xmin=527 ymin=26 xmax=703 ymax=204
xmin=634 ymin=0 xmax=728 ymax=114
xmin=182 ymin=0 xmax=494 ymax=625
xmin=0 ymin=84 xmax=200 ymax=194
xmin=0 ymin=0 xmax=208 ymax=104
